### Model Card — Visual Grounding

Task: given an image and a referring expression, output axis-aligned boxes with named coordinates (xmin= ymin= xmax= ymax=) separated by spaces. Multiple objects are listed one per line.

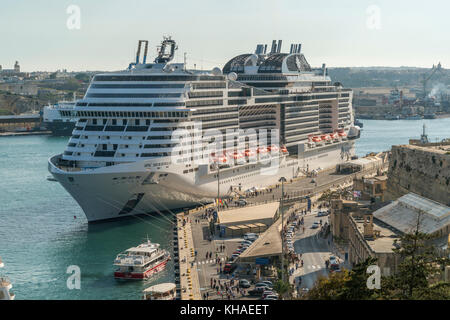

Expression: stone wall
xmin=387 ymin=145 xmax=450 ymax=206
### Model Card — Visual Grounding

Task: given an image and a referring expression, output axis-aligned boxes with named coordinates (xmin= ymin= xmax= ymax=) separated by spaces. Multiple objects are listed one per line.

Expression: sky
xmin=0 ymin=0 xmax=449 ymax=72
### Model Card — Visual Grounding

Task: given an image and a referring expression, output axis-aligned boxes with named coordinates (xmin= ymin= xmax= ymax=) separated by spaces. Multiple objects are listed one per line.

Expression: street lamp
xmin=279 ymin=176 xmax=287 ymax=282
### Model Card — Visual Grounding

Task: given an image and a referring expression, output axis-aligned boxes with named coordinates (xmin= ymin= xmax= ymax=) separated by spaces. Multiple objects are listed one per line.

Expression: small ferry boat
xmin=142 ymin=282 xmax=177 ymax=300
xmin=113 ymin=240 xmax=170 ymax=280
xmin=0 ymin=257 xmax=15 ymax=300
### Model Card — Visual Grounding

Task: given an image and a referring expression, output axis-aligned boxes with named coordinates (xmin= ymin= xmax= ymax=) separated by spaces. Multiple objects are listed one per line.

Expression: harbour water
xmin=0 ymin=118 xmax=449 ymax=299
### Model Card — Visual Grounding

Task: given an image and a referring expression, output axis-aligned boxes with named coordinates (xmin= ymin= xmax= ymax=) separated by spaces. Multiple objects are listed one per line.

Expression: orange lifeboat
xmin=218 ymin=155 xmax=228 ymax=163
xmin=257 ymin=146 xmax=268 ymax=154
xmin=280 ymin=145 xmax=288 ymax=153
xmin=244 ymin=149 xmax=256 ymax=157
xmin=268 ymin=144 xmax=279 ymax=152
xmin=311 ymin=136 xmax=322 ymax=143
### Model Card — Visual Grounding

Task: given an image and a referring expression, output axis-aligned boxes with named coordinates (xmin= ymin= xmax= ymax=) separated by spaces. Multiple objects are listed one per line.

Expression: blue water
xmin=355 ymin=118 xmax=450 ymax=156
xmin=0 ymin=136 xmax=174 ymax=299
xmin=0 ymin=118 xmax=449 ymax=299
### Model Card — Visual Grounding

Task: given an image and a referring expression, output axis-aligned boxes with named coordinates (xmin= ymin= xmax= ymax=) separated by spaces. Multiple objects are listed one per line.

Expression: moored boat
xmin=142 ymin=282 xmax=177 ymax=300
xmin=113 ymin=240 xmax=170 ymax=280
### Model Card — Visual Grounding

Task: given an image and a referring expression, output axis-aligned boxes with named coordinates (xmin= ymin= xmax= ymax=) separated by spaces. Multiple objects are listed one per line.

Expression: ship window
xmin=112 ymin=119 xmax=117 ymax=125
xmin=93 ymin=119 xmax=97 ymax=125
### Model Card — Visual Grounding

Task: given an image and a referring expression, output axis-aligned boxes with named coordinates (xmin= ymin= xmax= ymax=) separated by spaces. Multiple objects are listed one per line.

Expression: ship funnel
xmin=135 ymin=40 xmax=149 ymax=64
xmin=277 ymin=40 xmax=282 ymax=53
xmin=289 ymin=44 xmax=294 ymax=54
xmin=270 ymin=40 xmax=277 ymax=54
xmin=143 ymin=41 xmax=149 ymax=64
xmin=136 ymin=41 xmax=142 ymax=64
xmin=264 ymin=44 xmax=267 ymax=54
xmin=297 ymin=43 xmax=302 ymax=53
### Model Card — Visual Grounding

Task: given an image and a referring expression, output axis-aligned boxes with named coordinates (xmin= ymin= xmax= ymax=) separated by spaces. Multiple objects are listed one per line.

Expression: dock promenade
xmin=176 ymin=162 xmax=387 ymax=300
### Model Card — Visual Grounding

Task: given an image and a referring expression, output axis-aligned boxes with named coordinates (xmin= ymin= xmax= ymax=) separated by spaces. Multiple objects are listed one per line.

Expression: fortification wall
xmin=387 ymin=145 xmax=450 ymax=206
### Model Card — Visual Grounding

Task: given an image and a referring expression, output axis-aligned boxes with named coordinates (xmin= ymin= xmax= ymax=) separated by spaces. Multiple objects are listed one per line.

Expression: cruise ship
xmin=48 ymin=37 xmax=359 ymax=222
xmin=42 ymin=98 xmax=77 ymax=136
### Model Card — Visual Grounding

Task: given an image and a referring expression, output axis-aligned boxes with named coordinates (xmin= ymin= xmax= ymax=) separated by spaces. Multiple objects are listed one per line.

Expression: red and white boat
xmin=114 ymin=240 xmax=170 ymax=280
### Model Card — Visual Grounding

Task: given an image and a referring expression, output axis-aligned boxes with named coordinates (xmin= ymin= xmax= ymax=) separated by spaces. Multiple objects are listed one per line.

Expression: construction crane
xmin=420 ymin=62 xmax=444 ymax=99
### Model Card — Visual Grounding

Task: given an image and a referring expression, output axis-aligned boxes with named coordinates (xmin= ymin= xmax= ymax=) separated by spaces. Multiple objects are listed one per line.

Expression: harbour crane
xmin=420 ymin=62 xmax=444 ymax=99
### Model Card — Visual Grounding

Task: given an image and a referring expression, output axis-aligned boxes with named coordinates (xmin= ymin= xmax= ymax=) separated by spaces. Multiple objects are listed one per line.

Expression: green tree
xmin=341 ymin=257 xmax=381 ymax=299
xmin=380 ymin=213 xmax=450 ymax=300
xmin=273 ymin=280 xmax=291 ymax=299
xmin=305 ymin=269 xmax=351 ymax=300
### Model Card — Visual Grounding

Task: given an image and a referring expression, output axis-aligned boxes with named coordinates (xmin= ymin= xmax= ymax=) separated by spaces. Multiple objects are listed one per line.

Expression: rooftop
xmin=373 ymin=193 xmax=450 ymax=234
xmin=238 ymin=218 xmax=282 ymax=260
xmin=398 ymin=143 xmax=450 ymax=155
xmin=351 ymin=214 xmax=400 ymax=253
xmin=217 ymin=202 xmax=279 ymax=226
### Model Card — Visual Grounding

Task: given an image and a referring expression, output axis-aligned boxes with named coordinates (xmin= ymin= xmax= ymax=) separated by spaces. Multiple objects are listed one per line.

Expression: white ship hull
xmin=48 ymin=140 xmax=354 ymax=222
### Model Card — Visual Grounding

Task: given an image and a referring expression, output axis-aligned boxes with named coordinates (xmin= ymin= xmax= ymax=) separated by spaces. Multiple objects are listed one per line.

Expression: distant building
xmin=0 ymin=82 xmax=38 ymax=96
xmin=0 ymin=61 xmax=21 ymax=75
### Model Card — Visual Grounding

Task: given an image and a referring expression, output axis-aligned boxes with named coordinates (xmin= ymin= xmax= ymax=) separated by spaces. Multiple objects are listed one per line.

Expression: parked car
xmin=248 ymin=288 xmax=264 ymax=296
xmin=238 ymin=199 xmax=248 ymax=206
xmin=239 ymin=279 xmax=251 ymax=288
xmin=261 ymin=280 xmax=273 ymax=286
xmin=244 ymin=233 xmax=258 ymax=241
xmin=264 ymin=295 xmax=279 ymax=300
xmin=223 ymin=263 xmax=237 ymax=274
xmin=261 ymin=290 xmax=275 ymax=299
xmin=230 ymin=253 xmax=239 ymax=260
xmin=241 ymin=240 xmax=253 ymax=246
xmin=316 ymin=211 xmax=327 ymax=217
xmin=255 ymin=282 xmax=272 ymax=290
xmin=311 ymin=222 xmax=319 ymax=229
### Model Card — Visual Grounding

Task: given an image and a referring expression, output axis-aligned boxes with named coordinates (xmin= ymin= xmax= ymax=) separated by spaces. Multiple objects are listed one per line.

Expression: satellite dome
xmin=227 ymin=72 xmax=238 ymax=81
xmin=212 ymin=67 xmax=222 ymax=76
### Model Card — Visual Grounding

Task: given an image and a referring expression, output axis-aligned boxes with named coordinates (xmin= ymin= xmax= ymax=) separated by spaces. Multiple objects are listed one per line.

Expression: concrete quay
xmin=176 ymin=212 xmax=202 ymax=300
xmin=176 ymin=162 xmax=386 ymax=300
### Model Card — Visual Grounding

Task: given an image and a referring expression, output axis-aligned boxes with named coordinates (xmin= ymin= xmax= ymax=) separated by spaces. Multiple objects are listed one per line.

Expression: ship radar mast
xmin=154 ymin=36 xmax=178 ymax=64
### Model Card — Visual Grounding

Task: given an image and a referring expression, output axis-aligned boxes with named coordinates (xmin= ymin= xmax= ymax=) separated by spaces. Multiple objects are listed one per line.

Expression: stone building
xmin=353 ymin=175 xmax=388 ymax=202
xmin=387 ymin=143 xmax=450 ymax=206
xmin=330 ymin=193 xmax=450 ymax=275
